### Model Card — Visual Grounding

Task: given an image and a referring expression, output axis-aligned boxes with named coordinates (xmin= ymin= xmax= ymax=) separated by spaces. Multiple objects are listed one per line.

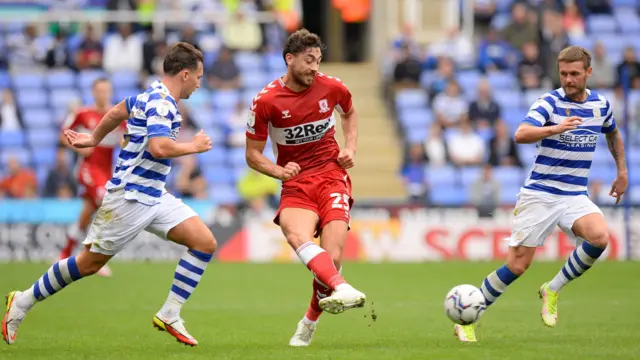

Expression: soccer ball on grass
xmin=444 ymin=284 xmax=486 ymax=325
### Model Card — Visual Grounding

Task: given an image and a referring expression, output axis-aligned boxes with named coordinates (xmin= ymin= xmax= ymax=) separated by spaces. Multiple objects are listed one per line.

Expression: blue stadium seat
xmin=502 ymin=108 xmax=528 ymax=129
xmin=590 ymin=166 xmax=617 ymax=182
xmin=494 ymin=166 xmax=524 ymax=186
xmin=227 ymin=147 xmax=246 ymax=167
xmin=594 ymin=33 xmax=627 ymax=53
xmin=460 ymin=166 xmax=481 ymax=186
xmin=615 ymin=9 xmax=640 ymax=33
xmin=32 ymin=147 xmax=56 ymax=167
xmin=111 ymin=71 xmax=140 ymax=89
xmin=457 ymin=70 xmax=482 ymax=94
xmin=45 ymin=70 xmax=75 ymax=88
xmin=82 ymin=92 xmax=94 ymax=105
xmin=426 ymin=165 xmax=456 ymax=187
xmin=212 ymin=90 xmax=240 ymax=110
xmin=628 ymin=147 xmax=640 ymax=165
xmin=235 ymin=51 xmax=264 ymax=71
xmin=0 ymin=71 xmax=10 ymax=89
xmin=487 ymin=71 xmax=516 ymax=89
xmin=212 ymin=109 xmax=234 ymax=126
xmin=406 ymin=128 xmax=428 ymax=144
xmin=592 ymin=149 xmax=610 ymax=166
xmin=569 ymin=36 xmax=594 ymax=51
xmin=430 ymin=185 xmax=467 ymax=206
xmin=493 ymin=90 xmax=523 ymax=109
xmin=395 ymin=89 xmax=428 ymax=109
xmin=490 ymin=13 xmax=511 ymax=30
xmin=1 ymin=147 xmax=31 ymax=167
xmin=265 ymin=53 xmax=287 ymax=71
xmin=12 ymin=73 xmax=44 ymax=89
xmin=16 ymin=89 xmax=48 ymax=108
xmin=204 ymin=127 xmax=226 ymax=145
xmin=197 ymin=146 xmax=226 ymax=165
xmin=0 ymin=130 xmax=25 ymax=147
xmin=114 ymin=88 xmax=139 ymax=103
xmin=500 ymin=186 xmax=520 ymax=205
xmin=495 ymin=0 xmax=513 ymax=12
xmin=588 ymin=15 xmax=618 ymax=33
xmin=78 ymin=70 xmax=106 ymax=89
xmin=27 ymin=129 xmax=58 ymax=148
xmin=49 ymin=88 xmax=80 ymax=108
xmin=630 ymin=186 xmax=640 ymax=204
xmin=241 ymin=71 xmax=270 ymax=89
xmin=630 ymin=170 xmax=640 ymax=186
xmin=398 ymin=108 xmax=434 ymax=128
xmin=192 ymin=110 xmax=214 ymax=128
xmin=22 ymin=108 xmax=53 ymax=128
xmin=209 ymin=185 xmax=241 ymax=205
xmin=613 ymin=0 xmax=637 ymax=6
xmin=242 ymin=89 xmax=260 ymax=105
xmin=36 ymin=168 xmax=49 ymax=192
xmin=204 ymin=167 xmax=236 ymax=185
xmin=419 ymin=71 xmax=434 ymax=88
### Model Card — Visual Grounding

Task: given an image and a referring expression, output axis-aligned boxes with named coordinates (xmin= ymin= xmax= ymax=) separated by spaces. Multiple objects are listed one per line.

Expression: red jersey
xmin=62 ymin=107 xmax=125 ymax=179
xmin=245 ymin=73 xmax=353 ymax=179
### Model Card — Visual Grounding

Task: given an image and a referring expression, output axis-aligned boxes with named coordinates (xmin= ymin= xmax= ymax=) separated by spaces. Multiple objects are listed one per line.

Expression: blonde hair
xmin=557 ymin=46 xmax=592 ymax=69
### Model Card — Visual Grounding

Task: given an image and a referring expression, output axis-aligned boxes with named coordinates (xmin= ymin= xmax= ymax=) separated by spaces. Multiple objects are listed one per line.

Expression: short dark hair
xmin=282 ymin=29 xmax=325 ymax=64
xmin=557 ymin=46 xmax=591 ymax=70
xmin=92 ymin=77 xmax=110 ymax=88
xmin=163 ymin=42 xmax=204 ymax=76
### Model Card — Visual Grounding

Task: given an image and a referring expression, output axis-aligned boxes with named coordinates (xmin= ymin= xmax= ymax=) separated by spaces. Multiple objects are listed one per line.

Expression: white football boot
xmin=2 ymin=291 xmax=29 ymax=345
xmin=289 ymin=319 xmax=317 ymax=347
xmin=318 ymin=284 xmax=366 ymax=314
xmin=153 ymin=312 xmax=198 ymax=346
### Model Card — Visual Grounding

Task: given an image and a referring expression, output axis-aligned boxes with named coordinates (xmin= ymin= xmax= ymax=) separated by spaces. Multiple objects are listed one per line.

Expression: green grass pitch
xmin=1 ymin=261 xmax=639 ymax=359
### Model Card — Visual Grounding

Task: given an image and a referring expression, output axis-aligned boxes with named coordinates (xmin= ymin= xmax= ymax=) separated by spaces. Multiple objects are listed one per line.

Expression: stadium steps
xmin=322 ymin=63 xmax=406 ymax=200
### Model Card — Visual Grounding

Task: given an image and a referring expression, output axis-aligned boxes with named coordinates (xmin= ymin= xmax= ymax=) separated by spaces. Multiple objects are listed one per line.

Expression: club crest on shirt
xmin=156 ymin=100 xmax=171 ymax=117
xmin=565 ymin=107 xmax=571 ymax=116
xmin=318 ymin=99 xmax=330 ymax=113
xmin=593 ymin=108 xmax=600 ymax=118
xmin=247 ymin=110 xmax=256 ymax=127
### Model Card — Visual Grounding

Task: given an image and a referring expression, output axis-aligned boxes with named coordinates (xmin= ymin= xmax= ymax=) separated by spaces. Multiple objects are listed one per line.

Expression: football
xmin=444 ymin=284 xmax=487 ymax=325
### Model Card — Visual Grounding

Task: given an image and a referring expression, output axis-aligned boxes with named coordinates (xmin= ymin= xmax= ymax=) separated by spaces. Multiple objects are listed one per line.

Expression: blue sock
xmin=548 ymin=241 xmax=605 ymax=292
xmin=17 ymin=256 xmax=84 ymax=310
xmin=161 ymin=249 xmax=213 ymax=317
xmin=480 ymin=265 xmax=519 ymax=306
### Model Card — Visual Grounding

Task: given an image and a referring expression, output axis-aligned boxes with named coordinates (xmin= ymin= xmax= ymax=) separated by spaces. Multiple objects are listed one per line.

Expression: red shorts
xmin=77 ymin=166 xmax=110 ymax=208
xmin=274 ymin=168 xmax=354 ymax=236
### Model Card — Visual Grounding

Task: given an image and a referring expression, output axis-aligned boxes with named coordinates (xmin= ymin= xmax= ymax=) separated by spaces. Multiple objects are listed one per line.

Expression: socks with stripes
xmin=296 ymin=242 xmax=346 ymax=290
xmin=161 ymin=249 xmax=213 ymax=318
xmin=17 ymin=256 xmax=84 ymax=310
xmin=480 ymin=265 xmax=519 ymax=307
xmin=548 ymin=241 xmax=605 ymax=292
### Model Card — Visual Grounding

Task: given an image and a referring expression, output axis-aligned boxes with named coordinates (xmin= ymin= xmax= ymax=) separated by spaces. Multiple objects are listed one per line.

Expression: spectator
xmin=428 ymin=28 xmax=475 ymax=69
xmin=207 ymin=47 xmax=241 ymax=90
xmin=477 ymin=28 xmax=516 ymax=72
xmin=424 ymin=122 xmax=449 ymax=167
xmin=45 ymin=29 xmax=73 ymax=70
xmin=488 ymin=120 xmax=522 ymax=167
xmin=585 ymin=0 xmax=612 ymax=14
xmin=447 ymin=120 xmax=485 ymax=166
xmin=474 ymin=0 xmax=497 ymax=34
xmin=227 ymin=101 xmax=248 ymax=147
xmin=616 ymin=46 xmax=640 ymax=89
xmin=106 ymin=0 xmax=137 ymax=32
xmin=540 ymin=10 xmax=569 ymax=88
xmin=237 ymin=169 xmax=279 ymax=220
xmin=142 ymin=26 xmax=160 ymax=76
xmin=470 ymin=164 xmax=501 ymax=217
xmin=563 ymin=2 xmax=585 ymax=38
xmin=260 ymin=3 xmax=288 ymax=53
xmin=43 ymin=148 xmax=77 ymax=198
xmin=103 ymin=23 xmax=143 ymax=73
xmin=590 ymin=41 xmax=615 ymax=88
xmin=393 ymin=44 xmax=422 ymax=88
xmin=0 ymin=89 xmax=23 ymax=131
xmin=180 ymin=25 xmax=202 ymax=51
xmin=400 ymin=143 xmax=428 ymax=203
xmin=427 ymin=57 xmax=456 ymax=100
xmin=6 ymin=24 xmax=47 ymax=72
xmin=222 ymin=9 xmax=263 ymax=51
xmin=517 ymin=41 xmax=546 ymax=90
xmin=174 ymin=155 xmax=208 ymax=199
xmin=502 ymin=3 xmax=539 ymax=52
xmin=0 ymin=156 xmax=37 ymax=198
xmin=610 ymin=85 xmax=637 ymax=125
xmin=468 ymin=79 xmax=501 ymax=129
xmin=75 ymin=24 xmax=103 ymax=70
xmin=392 ymin=23 xmax=420 ymax=58
xmin=433 ymin=80 xmax=468 ymax=128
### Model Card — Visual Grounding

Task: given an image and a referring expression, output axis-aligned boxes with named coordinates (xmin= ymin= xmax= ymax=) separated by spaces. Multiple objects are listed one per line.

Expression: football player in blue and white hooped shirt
xmin=2 ymin=43 xmax=215 ymax=347
xmin=454 ymin=46 xmax=629 ymax=342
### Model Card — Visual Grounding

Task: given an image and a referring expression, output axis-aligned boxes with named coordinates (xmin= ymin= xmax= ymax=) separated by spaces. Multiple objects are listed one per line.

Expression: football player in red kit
xmin=58 ymin=78 xmax=125 ymax=277
xmin=245 ymin=29 xmax=365 ymax=346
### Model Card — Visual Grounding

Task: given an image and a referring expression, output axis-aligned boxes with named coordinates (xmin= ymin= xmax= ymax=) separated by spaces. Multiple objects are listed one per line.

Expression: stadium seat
xmin=0 ymin=71 xmax=10 ymax=89
xmin=114 ymin=88 xmax=139 ymax=103
xmin=227 ymin=147 xmax=246 ymax=167
xmin=419 ymin=71 xmax=434 ymax=88
xmin=111 ymin=71 xmax=140 ymax=89
xmin=613 ymin=0 xmax=637 ymax=6
xmin=594 ymin=33 xmax=627 ymax=53
xmin=592 ymin=149 xmax=610 ymax=166
xmin=457 ymin=71 xmax=482 ymax=94
xmin=82 ymin=92 xmax=94 ymax=105
xmin=493 ymin=90 xmax=523 ymax=109
xmin=590 ymin=166 xmax=617 ymax=182
xmin=12 ymin=73 xmax=44 ymax=89
xmin=49 ymin=88 xmax=80 ymax=109
xmin=493 ymin=166 xmax=523 ymax=186
xmin=630 ymin=170 xmax=640 ymax=186
xmin=235 ymin=51 xmax=264 ymax=71
xmin=209 ymin=185 xmax=241 ymax=205
xmin=500 ymin=186 xmax=520 ymax=205
xmin=614 ymin=9 xmax=640 ymax=33
xmin=45 ymin=70 xmax=75 ymax=88
xmin=405 ymin=128 xmax=428 ymax=144
xmin=0 ymin=130 xmax=25 ymax=147
xmin=16 ymin=89 xmax=48 ymax=108
xmin=395 ymin=89 xmax=428 ymax=109
xmin=204 ymin=167 xmax=236 ymax=185
xmin=398 ymin=108 xmax=434 ymax=128
xmin=487 ymin=71 xmax=516 ymax=90
xmin=628 ymin=147 xmax=640 ymax=165
xmin=32 ymin=147 xmax=56 ymax=167
xmin=1 ymin=147 xmax=31 ymax=167
xmin=197 ymin=146 xmax=226 ymax=165
xmin=265 ymin=53 xmax=287 ymax=72
xmin=212 ymin=90 xmax=240 ymax=110
xmin=205 ymin=127 xmax=226 ymax=145
xmin=27 ymin=129 xmax=58 ymax=148
xmin=22 ymin=108 xmax=53 ymax=128
xmin=459 ymin=166 xmax=481 ymax=186
xmin=429 ymin=185 xmax=468 ymax=206
xmin=78 ymin=70 xmax=106 ymax=89
xmin=517 ymin=144 xmax=536 ymax=164
xmin=241 ymin=71 xmax=270 ymax=89
xmin=426 ymin=165 xmax=456 ymax=187
xmin=490 ymin=13 xmax=511 ymax=30
xmin=588 ymin=15 xmax=618 ymax=33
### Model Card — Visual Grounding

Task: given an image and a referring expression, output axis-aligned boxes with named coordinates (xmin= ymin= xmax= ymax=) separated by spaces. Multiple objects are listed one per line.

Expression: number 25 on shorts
xmin=330 ymin=193 xmax=351 ymax=221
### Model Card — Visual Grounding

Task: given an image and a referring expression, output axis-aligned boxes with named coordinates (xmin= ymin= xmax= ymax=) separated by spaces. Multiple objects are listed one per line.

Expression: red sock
xmin=59 ymin=237 xmax=77 ymax=260
xmin=305 ymin=278 xmax=333 ymax=321
xmin=296 ymin=242 xmax=346 ymax=290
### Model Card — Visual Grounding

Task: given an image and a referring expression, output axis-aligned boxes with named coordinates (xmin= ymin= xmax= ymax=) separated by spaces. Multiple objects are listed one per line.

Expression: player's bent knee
xmin=76 ymin=247 xmax=111 ymax=276
xmin=506 ymin=260 xmax=530 ymax=276
xmin=587 ymin=231 xmax=610 ymax=249
xmin=284 ymin=231 xmax=308 ymax=249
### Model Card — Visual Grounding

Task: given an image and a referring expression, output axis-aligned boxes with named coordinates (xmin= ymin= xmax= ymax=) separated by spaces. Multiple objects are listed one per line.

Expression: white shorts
xmin=83 ymin=189 xmax=198 ymax=256
xmin=509 ymin=189 xmax=603 ymax=247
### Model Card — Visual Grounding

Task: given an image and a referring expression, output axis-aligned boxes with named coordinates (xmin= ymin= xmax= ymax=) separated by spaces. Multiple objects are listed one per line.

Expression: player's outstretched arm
xmin=605 ymin=128 xmax=628 ymax=204
xmin=514 ymin=116 xmax=582 ymax=144
xmin=337 ymin=106 xmax=358 ymax=169
xmin=63 ymin=100 xmax=130 ymax=149
xmin=245 ymin=138 xmax=299 ymax=181
xmin=148 ymin=129 xmax=212 ymax=159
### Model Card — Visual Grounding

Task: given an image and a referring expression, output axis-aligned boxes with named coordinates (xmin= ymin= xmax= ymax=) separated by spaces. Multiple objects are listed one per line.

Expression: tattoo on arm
xmin=606 ymin=129 xmax=626 ymax=171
